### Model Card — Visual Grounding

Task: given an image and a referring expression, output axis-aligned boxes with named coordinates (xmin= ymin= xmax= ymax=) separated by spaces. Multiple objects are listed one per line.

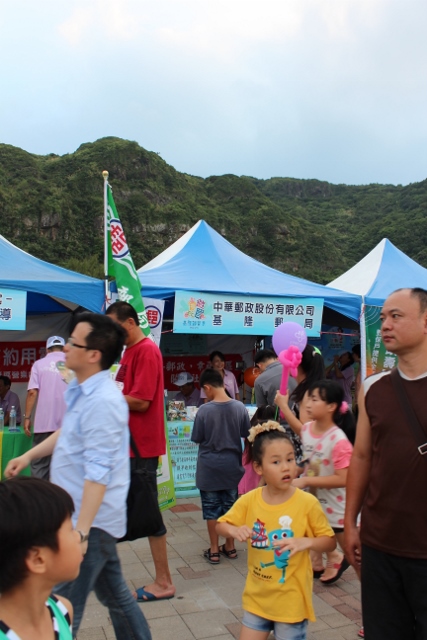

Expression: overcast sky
xmin=1 ymin=0 xmax=426 ymax=185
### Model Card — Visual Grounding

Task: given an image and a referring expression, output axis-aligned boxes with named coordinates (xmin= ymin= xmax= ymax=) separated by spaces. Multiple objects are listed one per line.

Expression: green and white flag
xmin=106 ymin=182 xmax=151 ymax=337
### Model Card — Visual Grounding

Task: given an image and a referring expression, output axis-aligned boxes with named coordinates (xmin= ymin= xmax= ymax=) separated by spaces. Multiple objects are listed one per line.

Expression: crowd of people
xmin=1 ymin=288 xmax=425 ymax=640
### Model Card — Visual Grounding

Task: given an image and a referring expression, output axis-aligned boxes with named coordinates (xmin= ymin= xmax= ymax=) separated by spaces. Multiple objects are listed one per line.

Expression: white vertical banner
xmin=143 ymin=297 xmax=165 ymax=346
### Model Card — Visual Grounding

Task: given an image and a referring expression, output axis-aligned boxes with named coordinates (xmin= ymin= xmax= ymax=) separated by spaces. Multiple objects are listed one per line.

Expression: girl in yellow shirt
xmin=217 ymin=421 xmax=335 ymax=640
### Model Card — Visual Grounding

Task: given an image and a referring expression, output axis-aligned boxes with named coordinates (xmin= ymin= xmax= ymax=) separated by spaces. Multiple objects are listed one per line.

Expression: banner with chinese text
xmin=106 ymin=183 xmax=151 ymax=337
xmin=310 ymin=324 xmax=360 ymax=368
xmin=0 ymin=342 xmax=45 ymax=380
xmin=0 ymin=288 xmax=27 ymax=331
xmin=156 ymin=423 xmax=177 ymax=511
xmin=168 ymin=421 xmax=199 ymax=498
xmin=163 ymin=354 xmax=242 ymax=390
xmin=364 ymin=305 xmax=397 ymax=376
xmin=173 ymin=291 xmax=323 ymax=337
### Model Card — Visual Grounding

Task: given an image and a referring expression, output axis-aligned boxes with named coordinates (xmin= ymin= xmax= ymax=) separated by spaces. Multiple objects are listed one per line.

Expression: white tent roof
xmin=328 ymin=238 xmax=427 ymax=306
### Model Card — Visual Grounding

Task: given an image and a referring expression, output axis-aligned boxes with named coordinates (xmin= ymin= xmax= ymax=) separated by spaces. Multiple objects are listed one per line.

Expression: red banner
xmin=163 ymin=354 xmax=242 ymax=390
xmin=0 ymin=342 xmax=45 ymax=382
xmin=0 ymin=344 xmax=243 ymax=390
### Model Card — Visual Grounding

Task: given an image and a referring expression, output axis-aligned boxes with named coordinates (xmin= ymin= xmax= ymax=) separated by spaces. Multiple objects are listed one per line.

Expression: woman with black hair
xmin=326 ymin=352 xmax=355 ymax=406
xmin=200 ymin=350 xmax=240 ymax=402
xmin=273 ymin=344 xmax=326 ymax=452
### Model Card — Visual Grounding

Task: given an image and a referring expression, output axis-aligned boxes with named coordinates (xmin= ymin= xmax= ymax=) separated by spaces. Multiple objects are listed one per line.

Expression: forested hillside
xmin=1 ymin=137 xmax=426 ymax=283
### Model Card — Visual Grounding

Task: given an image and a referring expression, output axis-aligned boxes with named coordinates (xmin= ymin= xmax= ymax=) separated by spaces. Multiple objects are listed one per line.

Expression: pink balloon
xmin=272 ymin=322 xmax=308 ymax=355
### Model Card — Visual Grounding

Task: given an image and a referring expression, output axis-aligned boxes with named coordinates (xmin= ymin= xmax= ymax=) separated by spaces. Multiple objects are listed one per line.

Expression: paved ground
xmin=76 ymin=499 xmax=363 ymax=640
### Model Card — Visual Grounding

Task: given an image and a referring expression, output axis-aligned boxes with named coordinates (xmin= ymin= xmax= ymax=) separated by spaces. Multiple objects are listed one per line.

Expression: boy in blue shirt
xmin=192 ymin=369 xmax=250 ymax=564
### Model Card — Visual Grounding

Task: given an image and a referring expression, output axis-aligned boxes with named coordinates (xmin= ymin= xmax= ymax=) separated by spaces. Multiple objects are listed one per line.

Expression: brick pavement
xmin=76 ymin=499 xmax=362 ymax=640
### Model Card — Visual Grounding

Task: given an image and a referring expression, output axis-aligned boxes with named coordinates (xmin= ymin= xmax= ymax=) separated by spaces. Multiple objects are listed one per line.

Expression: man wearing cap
xmin=0 ymin=375 xmax=22 ymax=426
xmin=174 ymin=372 xmax=202 ymax=407
xmin=23 ymin=336 xmax=67 ymax=480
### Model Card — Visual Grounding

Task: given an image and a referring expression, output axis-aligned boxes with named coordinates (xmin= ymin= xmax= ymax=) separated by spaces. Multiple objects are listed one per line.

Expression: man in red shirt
xmin=107 ymin=301 xmax=175 ymax=602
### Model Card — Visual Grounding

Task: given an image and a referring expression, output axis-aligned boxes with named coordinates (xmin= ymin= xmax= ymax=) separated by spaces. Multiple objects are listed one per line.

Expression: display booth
xmin=328 ymin=238 xmax=427 ymax=379
xmin=137 ymin=220 xmax=361 ymax=496
xmin=0 ymin=234 xmax=105 ymax=477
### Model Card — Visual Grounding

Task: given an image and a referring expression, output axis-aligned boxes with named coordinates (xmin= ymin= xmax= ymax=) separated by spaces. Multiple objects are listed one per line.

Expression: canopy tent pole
xmin=360 ymin=296 xmax=367 ymax=382
xmin=102 ymin=170 xmax=111 ymax=305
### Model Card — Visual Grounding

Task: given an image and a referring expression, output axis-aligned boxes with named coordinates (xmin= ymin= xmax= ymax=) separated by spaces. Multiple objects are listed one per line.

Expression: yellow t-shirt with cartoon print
xmin=218 ymin=487 xmax=334 ymax=623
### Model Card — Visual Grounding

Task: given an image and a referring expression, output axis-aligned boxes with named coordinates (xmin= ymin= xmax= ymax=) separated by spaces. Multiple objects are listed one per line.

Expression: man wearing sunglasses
xmin=5 ymin=313 xmax=151 ymax=640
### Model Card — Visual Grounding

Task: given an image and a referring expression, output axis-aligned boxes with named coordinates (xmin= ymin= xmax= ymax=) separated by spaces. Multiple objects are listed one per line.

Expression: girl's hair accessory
xmin=340 ymin=401 xmax=349 ymax=414
xmin=247 ymin=420 xmax=286 ymax=443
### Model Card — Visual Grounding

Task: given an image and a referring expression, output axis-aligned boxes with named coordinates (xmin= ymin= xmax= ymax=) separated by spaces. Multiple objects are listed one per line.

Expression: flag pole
xmin=102 ymin=170 xmax=110 ymax=304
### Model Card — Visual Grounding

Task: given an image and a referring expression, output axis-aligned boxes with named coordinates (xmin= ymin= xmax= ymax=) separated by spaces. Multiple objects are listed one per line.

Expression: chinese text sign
xmin=174 ymin=291 xmax=323 ymax=337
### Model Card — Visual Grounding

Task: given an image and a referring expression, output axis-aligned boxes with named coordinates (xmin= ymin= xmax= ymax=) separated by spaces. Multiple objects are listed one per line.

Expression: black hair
xmin=0 ymin=375 xmax=11 ymax=388
xmin=244 ymin=405 xmax=278 ymax=464
xmin=200 ymin=368 xmax=224 ymax=388
xmin=352 ymin=344 xmax=361 ymax=358
xmin=291 ymin=344 xmax=325 ymax=404
xmin=250 ymin=405 xmax=277 ymax=427
xmin=308 ymin=379 xmax=356 ymax=444
xmin=106 ymin=300 xmax=140 ymax=325
xmin=70 ymin=312 xmax=126 ymax=370
xmin=209 ymin=350 xmax=225 ymax=363
xmin=0 ymin=477 xmax=75 ymax=593
xmin=254 ymin=349 xmax=277 ymax=365
xmin=409 ymin=288 xmax=427 ymax=313
xmin=251 ymin=426 xmax=294 ymax=466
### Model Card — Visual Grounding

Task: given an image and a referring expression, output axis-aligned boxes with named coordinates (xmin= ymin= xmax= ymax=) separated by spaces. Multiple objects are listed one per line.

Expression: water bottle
xmin=9 ymin=406 xmax=17 ymax=431
xmin=0 ymin=408 xmax=4 ymax=433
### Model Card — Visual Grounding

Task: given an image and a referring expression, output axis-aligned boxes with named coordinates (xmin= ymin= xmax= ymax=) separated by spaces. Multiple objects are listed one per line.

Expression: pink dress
xmin=238 ymin=449 xmax=259 ymax=494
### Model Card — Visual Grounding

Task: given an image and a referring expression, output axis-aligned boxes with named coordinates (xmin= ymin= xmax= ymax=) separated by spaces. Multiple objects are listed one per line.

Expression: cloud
xmin=1 ymin=0 xmax=427 ymax=185
xmin=58 ymin=0 xmax=140 ymax=46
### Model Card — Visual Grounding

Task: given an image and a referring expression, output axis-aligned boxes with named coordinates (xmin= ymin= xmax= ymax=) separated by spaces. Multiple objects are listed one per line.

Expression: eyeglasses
xmin=67 ymin=337 xmax=91 ymax=350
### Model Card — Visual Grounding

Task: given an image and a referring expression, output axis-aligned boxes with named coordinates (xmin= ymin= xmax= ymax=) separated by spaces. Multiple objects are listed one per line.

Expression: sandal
xmin=320 ymin=557 xmax=349 ymax=585
xmin=313 ymin=568 xmax=325 ymax=579
xmin=219 ymin=544 xmax=238 ymax=559
xmin=203 ymin=548 xmax=220 ymax=564
xmin=357 ymin=627 xmax=364 ymax=638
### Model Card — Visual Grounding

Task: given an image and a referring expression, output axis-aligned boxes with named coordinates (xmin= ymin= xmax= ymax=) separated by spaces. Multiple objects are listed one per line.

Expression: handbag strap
xmin=129 ymin=433 xmax=142 ymax=460
xmin=390 ymin=367 xmax=427 ymax=456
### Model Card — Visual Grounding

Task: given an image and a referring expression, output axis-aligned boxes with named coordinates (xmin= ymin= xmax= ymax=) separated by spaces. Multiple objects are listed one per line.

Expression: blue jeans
xmin=56 ymin=528 xmax=151 ymax=639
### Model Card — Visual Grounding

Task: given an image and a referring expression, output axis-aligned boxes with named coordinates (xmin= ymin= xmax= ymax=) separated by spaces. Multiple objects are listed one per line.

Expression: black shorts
xmin=130 ymin=456 xmax=167 ymax=537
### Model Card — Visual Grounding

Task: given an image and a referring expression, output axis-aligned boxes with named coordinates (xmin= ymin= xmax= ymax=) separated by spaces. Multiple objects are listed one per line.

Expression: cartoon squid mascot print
xmin=251 ymin=516 xmax=294 ymax=584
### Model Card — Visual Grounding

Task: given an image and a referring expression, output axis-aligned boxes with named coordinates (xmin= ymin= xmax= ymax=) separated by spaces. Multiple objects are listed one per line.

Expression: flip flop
xmin=320 ymin=557 xmax=350 ymax=585
xmin=219 ymin=544 xmax=238 ymax=559
xmin=136 ymin=586 xmax=175 ymax=602
xmin=203 ymin=548 xmax=220 ymax=564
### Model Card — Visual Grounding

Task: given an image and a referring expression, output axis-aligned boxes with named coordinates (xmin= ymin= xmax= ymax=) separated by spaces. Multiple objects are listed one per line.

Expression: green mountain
xmin=1 ymin=136 xmax=426 ymax=283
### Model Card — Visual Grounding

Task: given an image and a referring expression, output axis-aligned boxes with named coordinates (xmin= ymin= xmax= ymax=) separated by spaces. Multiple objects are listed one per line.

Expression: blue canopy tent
xmin=0 ymin=235 xmax=105 ymax=409
xmin=137 ymin=220 xmax=361 ymax=322
xmin=0 ymin=234 xmax=104 ymax=314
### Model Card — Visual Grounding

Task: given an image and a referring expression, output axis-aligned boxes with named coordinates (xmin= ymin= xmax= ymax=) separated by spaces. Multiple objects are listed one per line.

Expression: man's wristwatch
xmin=77 ymin=530 xmax=89 ymax=543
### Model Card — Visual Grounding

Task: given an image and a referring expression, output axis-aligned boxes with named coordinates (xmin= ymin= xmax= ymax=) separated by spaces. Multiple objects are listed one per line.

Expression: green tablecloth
xmin=0 ymin=427 xmax=33 ymax=480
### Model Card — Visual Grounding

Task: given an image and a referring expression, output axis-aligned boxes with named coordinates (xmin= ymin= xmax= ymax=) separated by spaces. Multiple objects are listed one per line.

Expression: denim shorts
xmin=242 ymin=611 xmax=308 ymax=640
xmin=199 ymin=488 xmax=238 ymax=520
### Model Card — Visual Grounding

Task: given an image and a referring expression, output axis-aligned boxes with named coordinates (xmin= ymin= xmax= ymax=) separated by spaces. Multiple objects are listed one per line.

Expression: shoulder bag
xmin=118 ymin=435 xmax=164 ymax=542
xmin=390 ymin=367 xmax=427 ymax=456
